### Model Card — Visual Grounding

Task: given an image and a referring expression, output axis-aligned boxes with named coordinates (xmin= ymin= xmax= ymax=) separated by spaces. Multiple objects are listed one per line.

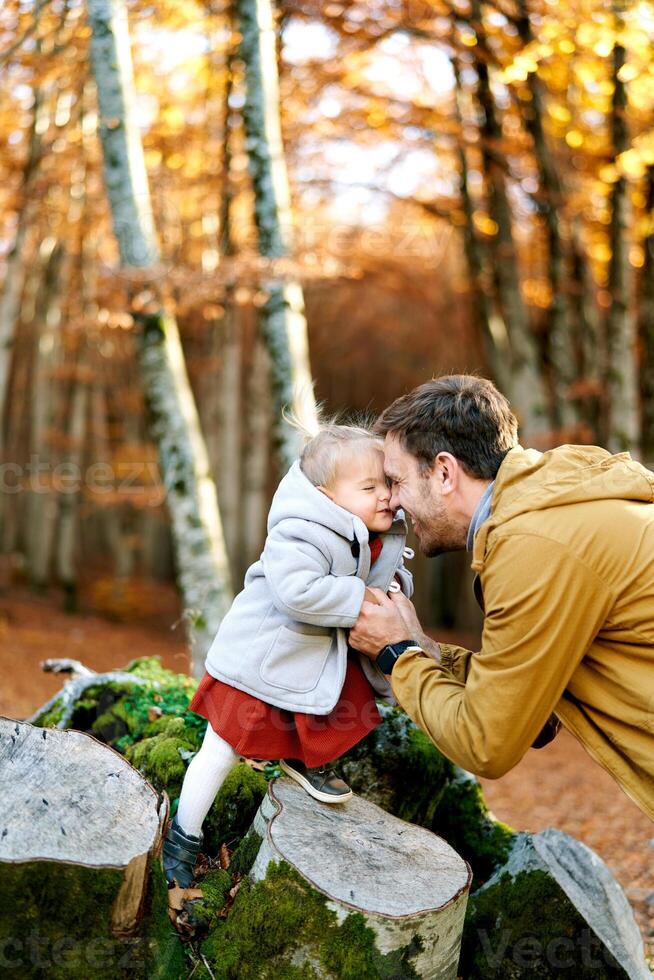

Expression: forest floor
xmin=1 ymin=585 xmax=652 ymax=966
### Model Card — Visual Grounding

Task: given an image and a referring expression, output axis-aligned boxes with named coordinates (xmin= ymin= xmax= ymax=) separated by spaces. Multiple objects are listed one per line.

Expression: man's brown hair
xmin=374 ymin=375 xmax=518 ymax=480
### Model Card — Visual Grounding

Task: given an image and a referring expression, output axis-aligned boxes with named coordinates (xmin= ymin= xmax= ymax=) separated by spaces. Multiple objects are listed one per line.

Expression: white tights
xmin=175 ymin=723 xmax=239 ymax=838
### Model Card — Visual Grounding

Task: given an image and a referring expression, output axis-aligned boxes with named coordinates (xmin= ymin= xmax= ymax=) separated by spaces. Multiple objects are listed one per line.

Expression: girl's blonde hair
xmin=284 ymin=408 xmax=383 ymax=487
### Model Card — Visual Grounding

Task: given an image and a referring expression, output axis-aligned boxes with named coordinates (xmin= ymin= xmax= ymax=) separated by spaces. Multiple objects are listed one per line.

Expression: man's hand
xmin=349 ymin=588 xmax=411 ymax=657
xmin=388 ymin=592 xmax=441 ymax=662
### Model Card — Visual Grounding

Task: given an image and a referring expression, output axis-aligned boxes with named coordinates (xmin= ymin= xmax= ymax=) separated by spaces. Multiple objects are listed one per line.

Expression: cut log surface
xmin=252 ymin=777 xmax=472 ymax=979
xmin=0 ymin=717 xmax=166 ymax=937
xmin=0 ymin=717 xmax=160 ymax=866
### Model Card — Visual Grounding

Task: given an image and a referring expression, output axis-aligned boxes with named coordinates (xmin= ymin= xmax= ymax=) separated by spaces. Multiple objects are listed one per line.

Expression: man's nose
xmin=389 ymin=487 xmax=400 ymax=510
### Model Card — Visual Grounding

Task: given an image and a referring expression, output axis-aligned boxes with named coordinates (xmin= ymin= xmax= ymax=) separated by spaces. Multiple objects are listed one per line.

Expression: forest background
xmin=1 ymin=0 xmax=653 ymax=660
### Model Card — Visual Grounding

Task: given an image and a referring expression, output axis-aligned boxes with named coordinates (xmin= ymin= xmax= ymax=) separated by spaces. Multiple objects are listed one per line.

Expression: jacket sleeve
xmin=263 ymin=520 xmax=366 ymax=627
xmin=437 ymin=643 xmax=474 ymax=682
xmin=390 ymin=532 xmax=614 ymax=778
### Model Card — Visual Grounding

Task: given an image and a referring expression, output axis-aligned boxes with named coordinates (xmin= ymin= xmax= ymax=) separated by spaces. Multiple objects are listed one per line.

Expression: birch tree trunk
xmin=469 ymin=0 xmax=549 ymax=438
xmin=87 ymin=0 xmax=232 ymax=675
xmin=214 ymin=42 xmax=242 ymax=567
xmin=604 ymin=9 xmax=639 ymax=453
xmin=240 ymin=335 xmax=272 ymax=582
xmin=236 ymin=0 xmax=317 ymax=472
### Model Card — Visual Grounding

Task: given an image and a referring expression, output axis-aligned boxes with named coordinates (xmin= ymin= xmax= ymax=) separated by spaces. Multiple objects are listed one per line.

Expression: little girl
xmin=163 ymin=422 xmax=413 ymax=887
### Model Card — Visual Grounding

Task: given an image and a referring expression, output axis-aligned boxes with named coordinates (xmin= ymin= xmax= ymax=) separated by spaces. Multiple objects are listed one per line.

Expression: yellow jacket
xmin=391 ymin=445 xmax=654 ymax=821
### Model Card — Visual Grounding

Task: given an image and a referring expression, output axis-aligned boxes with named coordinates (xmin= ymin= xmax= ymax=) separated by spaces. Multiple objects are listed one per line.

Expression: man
xmin=349 ymin=375 xmax=654 ymax=821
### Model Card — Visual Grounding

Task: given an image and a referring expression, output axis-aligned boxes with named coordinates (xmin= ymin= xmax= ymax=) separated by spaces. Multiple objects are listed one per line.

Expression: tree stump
xmin=461 ymin=828 xmax=651 ymax=979
xmin=249 ymin=777 xmax=472 ymax=979
xmin=0 ymin=717 xmax=180 ymax=979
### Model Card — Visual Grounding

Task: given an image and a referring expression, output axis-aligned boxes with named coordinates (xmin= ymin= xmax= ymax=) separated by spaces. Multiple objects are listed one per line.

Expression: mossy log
xmin=0 ymin=717 xmax=184 ymax=979
xmin=27 ymin=659 xmax=649 ymax=979
xmin=461 ymin=829 xmax=651 ymax=980
xmin=246 ymin=777 xmax=472 ymax=979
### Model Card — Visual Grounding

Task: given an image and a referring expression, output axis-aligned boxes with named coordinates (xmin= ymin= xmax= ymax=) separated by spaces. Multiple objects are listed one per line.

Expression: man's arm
xmin=389 ymin=533 xmax=614 ymax=778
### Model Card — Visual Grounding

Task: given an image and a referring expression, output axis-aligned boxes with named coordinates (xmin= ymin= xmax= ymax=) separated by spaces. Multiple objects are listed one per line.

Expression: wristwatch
xmin=376 ymin=639 xmax=418 ymax=675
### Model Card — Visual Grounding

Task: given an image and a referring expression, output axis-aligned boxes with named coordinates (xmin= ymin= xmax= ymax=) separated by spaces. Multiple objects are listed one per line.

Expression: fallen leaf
xmin=244 ymin=759 xmax=268 ymax=771
xmin=229 ymin=881 xmax=241 ymax=899
xmin=168 ymin=885 xmax=204 ymax=910
xmin=219 ymin=843 xmax=231 ymax=869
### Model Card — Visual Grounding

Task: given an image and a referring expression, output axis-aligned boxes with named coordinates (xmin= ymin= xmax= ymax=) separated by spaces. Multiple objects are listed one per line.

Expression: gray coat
xmin=204 ymin=461 xmax=413 ymax=714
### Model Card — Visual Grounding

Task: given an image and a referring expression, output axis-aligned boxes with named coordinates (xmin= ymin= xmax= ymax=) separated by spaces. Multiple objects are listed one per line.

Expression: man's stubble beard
xmin=415 ymin=486 xmax=468 ymax=558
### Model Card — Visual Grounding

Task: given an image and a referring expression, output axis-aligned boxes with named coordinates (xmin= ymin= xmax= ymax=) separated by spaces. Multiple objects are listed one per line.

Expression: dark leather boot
xmin=162 ymin=816 xmax=203 ymax=888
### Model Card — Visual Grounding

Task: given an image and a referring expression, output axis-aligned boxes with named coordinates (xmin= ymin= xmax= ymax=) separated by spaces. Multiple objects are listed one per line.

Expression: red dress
xmin=188 ymin=538 xmax=383 ymax=768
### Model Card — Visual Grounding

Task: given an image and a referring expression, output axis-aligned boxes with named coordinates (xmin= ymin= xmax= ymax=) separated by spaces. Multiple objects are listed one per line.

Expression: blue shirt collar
xmin=466 ymin=481 xmax=495 ymax=552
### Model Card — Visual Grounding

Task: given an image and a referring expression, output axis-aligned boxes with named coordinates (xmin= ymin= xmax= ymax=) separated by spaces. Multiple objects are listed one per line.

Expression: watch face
xmin=377 ymin=646 xmax=398 ymax=674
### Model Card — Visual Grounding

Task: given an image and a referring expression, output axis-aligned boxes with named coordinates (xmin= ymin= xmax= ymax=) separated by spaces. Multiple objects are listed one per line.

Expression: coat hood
xmin=472 ymin=444 xmax=654 ymax=572
xmin=268 ymin=461 xmax=407 ymax=542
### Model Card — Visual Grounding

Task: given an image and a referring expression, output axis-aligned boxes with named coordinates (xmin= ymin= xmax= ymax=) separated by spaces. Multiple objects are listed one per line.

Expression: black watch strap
xmin=376 ymin=639 xmax=418 ymax=675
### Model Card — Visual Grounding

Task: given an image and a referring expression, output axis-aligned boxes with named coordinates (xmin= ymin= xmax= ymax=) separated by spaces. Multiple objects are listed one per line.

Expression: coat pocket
xmin=259 ymin=626 xmax=333 ymax=694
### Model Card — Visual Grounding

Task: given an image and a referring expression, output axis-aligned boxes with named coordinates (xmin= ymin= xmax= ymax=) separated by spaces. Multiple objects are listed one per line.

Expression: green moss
xmin=229 ymin=830 xmax=263 ymax=877
xmin=91 ymin=697 xmax=141 ymax=744
xmin=0 ymin=862 xmax=124 ymax=979
xmin=33 ymin=698 xmax=65 ymax=728
xmin=66 ymin=684 xmax=136 ymax=735
xmin=203 ymin=764 xmax=267 ymax=854
xmin=125 ymin=730 xmax=197 ymax=800
xmin=200 ymin=861 xmax=420 ymax=980
xmin=126 ymin=657 xmax=194 ymax=691
xmin=430 ymin=772 xmax=514 ymax=886
xmin=187 ymin=870 xmax=233 ymax=928
xmin=461 ymin=869 xmax=626 ymax=979
xmin=341 ymin=706 xmax=451 ymax=819
xmin=140 ymin=860 xmax=187 ymax=979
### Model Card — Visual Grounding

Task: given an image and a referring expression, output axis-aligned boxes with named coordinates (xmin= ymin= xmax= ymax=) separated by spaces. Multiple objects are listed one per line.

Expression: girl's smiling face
xmin=319 ymin=447 xmax=394 ymax=532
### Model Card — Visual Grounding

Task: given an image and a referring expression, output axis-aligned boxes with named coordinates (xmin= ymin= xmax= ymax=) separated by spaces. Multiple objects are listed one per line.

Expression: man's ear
xmin=435 ymin=452 xmax=458 ymax=495
xmin=317 ymin=485 xmax=335 ymax=501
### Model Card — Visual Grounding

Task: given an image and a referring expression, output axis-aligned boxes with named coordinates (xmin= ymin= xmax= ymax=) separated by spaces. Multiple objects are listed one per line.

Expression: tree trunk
xmin=515 ymin=1 xmax=577 ymax=433
xmin=55 ymin=354 xmax=90 ymax=610
xmin=0 ymin=717 xmax=184 ymax=977
xmin=24 ymin=240 xmax=66 ymax=589
xmin=214 ymin=38 xmax=242 ymax=567
xmin=236 ymin=0 xmax=317 ymax=472
xmin=0 ymin=262 xmax=42 ymax=560
xmin=469 ymin=0 xmax=549 ymax=438
xmin=452 ymin=55 xmax=510 ymax=391
xmin=250 ymin=777 xmax=472 ymax=979
xmin=218 ymin=304 xmax=242 ymax=562
xmin=0 ymin=34 xmax=48 ymax=453
xmin=569 ymin=222 xmax=602 ymax=436
xmin=639 ymin=166 xmax=654 ymax=463
xmin=604 ymin=9 xmax=639 ymax=453
xmin=87 ymin=0 xmax=233 ymax=675
xmin=240 ymin=334 xmax=271 ymax=582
